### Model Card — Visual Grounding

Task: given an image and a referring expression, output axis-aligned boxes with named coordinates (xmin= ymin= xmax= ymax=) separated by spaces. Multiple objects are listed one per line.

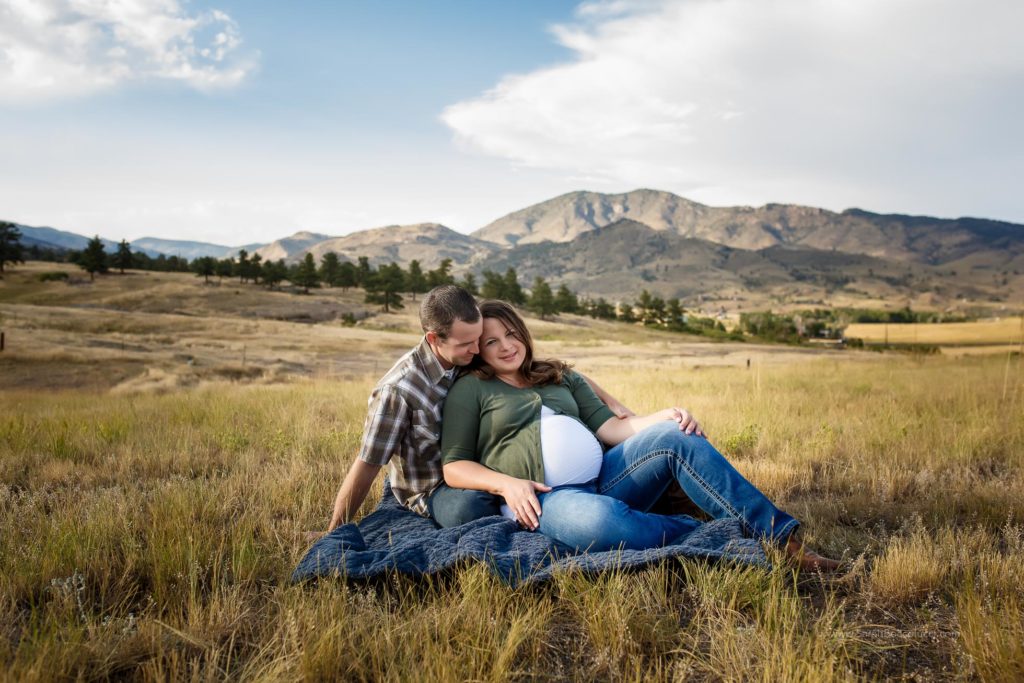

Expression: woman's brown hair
xmin=470 ymin=299 xmax=571 ymax=386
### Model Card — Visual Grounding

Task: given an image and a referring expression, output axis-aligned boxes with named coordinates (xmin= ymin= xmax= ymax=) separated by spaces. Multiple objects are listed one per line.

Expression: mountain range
xmin=13 ymin=224 xmax=264 ymax=260
xmin=7 ymin=189 xmax=1023 ymax=306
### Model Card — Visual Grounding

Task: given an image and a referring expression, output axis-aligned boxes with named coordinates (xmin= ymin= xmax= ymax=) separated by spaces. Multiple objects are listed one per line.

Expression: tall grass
xmin=2 ymin=354 xmax=1022 ymax=679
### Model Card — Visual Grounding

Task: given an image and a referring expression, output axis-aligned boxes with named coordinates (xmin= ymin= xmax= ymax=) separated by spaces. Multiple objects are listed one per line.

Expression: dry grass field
xmin=2 ymin=264 xmax=1023 ymax=680
xmin=846 ymin=318 xmax=1024 ymax=348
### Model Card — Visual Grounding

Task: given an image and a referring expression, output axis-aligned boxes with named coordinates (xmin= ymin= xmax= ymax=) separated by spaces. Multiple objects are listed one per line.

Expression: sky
xmin=1 ymin=0 xmax=1022 ymax=246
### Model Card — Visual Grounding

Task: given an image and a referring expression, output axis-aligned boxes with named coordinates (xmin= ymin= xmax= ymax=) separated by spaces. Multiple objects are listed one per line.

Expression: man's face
xmin=427 ymin=318 xmax=483 ymax=369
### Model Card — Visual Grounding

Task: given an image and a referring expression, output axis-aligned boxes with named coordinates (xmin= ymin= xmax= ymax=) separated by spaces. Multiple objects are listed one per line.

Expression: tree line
xmin=1 ymin=223 xmax=732 ymax=337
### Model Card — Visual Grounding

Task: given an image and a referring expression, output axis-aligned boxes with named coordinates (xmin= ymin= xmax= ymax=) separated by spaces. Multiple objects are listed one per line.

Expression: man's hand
xmin=670 ymin=407 xmax=704 ymax=437
xmin=498 ymin=477 xmax=551 ymax=531
xmin=606 ymin=396 xmax=636 ymax=420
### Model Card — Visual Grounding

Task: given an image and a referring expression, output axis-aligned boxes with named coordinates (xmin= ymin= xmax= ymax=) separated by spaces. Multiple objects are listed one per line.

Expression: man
xmin=326 ymin=284 xmax=631 ymax=531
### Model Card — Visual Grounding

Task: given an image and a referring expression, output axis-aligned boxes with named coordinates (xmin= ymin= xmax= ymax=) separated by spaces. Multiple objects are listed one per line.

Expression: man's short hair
xmin=420 ymin=285 xmax=479 ymax=339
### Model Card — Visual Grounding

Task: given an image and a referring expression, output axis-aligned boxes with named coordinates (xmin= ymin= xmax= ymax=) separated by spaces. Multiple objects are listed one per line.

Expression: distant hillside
xmin=300 ymin=223 xmax=497 ymax=269
xmin=475 ymin=219 xmax=1010 ymax=305
xmin=254 ymin=231 xmax=333 ymax=262
xmin=12 ymin=224 xmax=166 ymax=257
xmin=473 ymin=189 xmax=1024 ymax=266
xmin=131 ymin=237 xmax=266 ymax=260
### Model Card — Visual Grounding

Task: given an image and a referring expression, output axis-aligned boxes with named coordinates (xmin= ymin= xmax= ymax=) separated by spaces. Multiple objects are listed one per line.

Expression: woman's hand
xmin=669 ymin=407 xmax=704 ymax=437
xmin=498 ymin=477 xmax=551 ymax=530
xmin=597 ymin=406 xmax=707 ymax=446
xmin=444 ymin=461 xmax=551 ymax=529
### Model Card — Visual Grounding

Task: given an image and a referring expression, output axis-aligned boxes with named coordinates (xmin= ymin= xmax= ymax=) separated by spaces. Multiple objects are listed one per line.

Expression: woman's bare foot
xmin=784 ymin=537 xmax=843 ymax=573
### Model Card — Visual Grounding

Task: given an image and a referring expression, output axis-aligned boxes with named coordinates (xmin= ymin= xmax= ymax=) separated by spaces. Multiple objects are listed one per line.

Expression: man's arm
xmin=577 ymin=372 xmax=635 ymax=419
xmin=328 ymin=459 xmax=382 ymax=531
xmin=326 ymin=384 xmax=406 ymax=531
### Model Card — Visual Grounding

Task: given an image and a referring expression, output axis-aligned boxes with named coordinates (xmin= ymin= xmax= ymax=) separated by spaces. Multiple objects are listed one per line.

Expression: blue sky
xmin=1 ymin=0 xmax=1022 ymax=245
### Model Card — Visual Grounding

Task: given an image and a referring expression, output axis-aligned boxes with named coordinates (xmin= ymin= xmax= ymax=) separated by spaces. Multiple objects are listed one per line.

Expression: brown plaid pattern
xmin=357 ymin=338 xmax=454 ymax=516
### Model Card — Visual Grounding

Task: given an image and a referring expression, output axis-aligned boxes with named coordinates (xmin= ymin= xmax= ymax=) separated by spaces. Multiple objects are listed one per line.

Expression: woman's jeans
xmin=536 ymin=421 xmax=800 ymax=552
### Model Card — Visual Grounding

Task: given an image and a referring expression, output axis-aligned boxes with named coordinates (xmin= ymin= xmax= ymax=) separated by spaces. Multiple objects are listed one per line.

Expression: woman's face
xmin=479 ymin=316 xmax=526 ymax=376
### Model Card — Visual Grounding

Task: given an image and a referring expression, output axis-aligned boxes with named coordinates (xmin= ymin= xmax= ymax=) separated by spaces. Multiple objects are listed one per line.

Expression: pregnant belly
xmin=539 ymin=413 xmax=604 ymax=487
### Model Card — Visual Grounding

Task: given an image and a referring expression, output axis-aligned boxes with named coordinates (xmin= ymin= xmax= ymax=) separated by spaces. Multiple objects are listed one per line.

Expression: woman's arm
xmin=443 ymin=460 xmax=551 ymax=530
xmin=594 ymin=406 xmax=704 ymax=446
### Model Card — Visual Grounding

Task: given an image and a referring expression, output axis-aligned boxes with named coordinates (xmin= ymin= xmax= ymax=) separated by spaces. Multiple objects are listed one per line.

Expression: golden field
xmin=845 ymin=318 xmax=1024 ymax=347
xmin=2 ymin=264 xmax=1023 ymax=681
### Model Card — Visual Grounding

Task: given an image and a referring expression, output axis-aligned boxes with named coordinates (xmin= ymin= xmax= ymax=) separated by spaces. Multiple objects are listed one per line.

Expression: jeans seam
xmin=599 ymin=449 xmax=663 ymax=491
xmin=672 ymin=452 xmax=754 ymax=536
xmin=601 ymin=447 xmax=755 ymax=536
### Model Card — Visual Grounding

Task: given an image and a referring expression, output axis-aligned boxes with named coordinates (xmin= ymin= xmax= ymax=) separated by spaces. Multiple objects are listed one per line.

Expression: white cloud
xmin=0 ymin=0 xmax=255 ymax=103
xmin=442 ymin=0 xmax=1024 ymax=219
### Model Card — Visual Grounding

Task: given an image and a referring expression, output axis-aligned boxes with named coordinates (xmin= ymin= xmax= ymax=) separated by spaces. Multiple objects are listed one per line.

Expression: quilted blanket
xmin=292 ymin=483 xmax=768 ymax=586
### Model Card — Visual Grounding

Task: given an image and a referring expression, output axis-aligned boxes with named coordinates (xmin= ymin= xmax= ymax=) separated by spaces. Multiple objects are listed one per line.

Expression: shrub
xmin=38 ymin=271 xmax=69 ymax=282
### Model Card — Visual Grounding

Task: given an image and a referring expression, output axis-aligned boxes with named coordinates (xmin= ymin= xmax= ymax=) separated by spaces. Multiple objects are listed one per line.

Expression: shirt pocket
xmin=410 ymin=409 xmax=440 ymax=446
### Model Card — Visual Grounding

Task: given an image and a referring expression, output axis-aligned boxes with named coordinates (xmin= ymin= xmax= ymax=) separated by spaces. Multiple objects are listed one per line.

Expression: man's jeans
xmin=427 ymin=483 xmax=501 ymax=528
xmin=537 ymin=421 xmax=800 ymax=552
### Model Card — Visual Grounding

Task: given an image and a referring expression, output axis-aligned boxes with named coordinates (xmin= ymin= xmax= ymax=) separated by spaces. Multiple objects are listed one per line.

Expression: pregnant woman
xmin=441 ymin=300 xmax=839 ymax=571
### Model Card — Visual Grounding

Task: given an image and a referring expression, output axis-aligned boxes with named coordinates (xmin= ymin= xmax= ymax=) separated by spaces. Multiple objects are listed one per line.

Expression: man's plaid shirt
xmin=357 ymin=337 xmax=455 ymax=516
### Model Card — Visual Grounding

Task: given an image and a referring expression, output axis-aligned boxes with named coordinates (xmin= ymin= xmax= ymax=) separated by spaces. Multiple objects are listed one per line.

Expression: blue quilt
xmin=292 ymin=484 xmax=768 ymax=586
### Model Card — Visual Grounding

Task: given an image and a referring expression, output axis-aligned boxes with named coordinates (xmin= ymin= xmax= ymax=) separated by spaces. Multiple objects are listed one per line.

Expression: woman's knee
xmin=540 ymin=494 xmax=635 ymax=550
xmin=646 ymin=423 xmax=721 ymax=463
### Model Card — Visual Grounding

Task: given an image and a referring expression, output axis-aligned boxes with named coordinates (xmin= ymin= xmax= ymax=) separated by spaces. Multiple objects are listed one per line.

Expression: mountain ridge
xmin=472 ymin=189 xmax=1024 ymax=266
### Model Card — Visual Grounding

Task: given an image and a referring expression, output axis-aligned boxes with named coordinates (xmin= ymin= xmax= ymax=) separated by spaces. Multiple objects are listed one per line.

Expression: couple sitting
xmin=326 ymin=285 xmax=838 ymax=571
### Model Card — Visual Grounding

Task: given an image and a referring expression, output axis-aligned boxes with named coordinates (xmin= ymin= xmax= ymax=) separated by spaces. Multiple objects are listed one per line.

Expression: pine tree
xmin=553 ymin=284 xmax=579 ymax=314
xmin=365 ymin=262 xmax=406 ymax=312
xmin=480 ymin=270 xmax=505 ymax=299
xmin=167 ymin=255 xmax=189 ymax=272
xmin=666 ymin=298 xmax=684 ymax=326
xmin=592 ymin=298 xmax=617 ymax=320
xmin=406 ymin=260 xmax=427 ymax=300
xmin=459 ymin=272 xmax=479 ymax=296
xmin=111 ymin=240 xmax=133 ymax=274
xmin=502 ymin=267 xmax=526 ymax=305
xmin=319 ymin=252 xmax=342 ymax=287
xmin=262 ymin=259 xmax=285 ymax=289
xmin=355 ymin=256 xmax=374 ymax=288
xmin=528 ymin=276 xmax=557 ymax=319
xmin=215 ymin=258 xmax=233 ymax=282
xmin=250 ymin=253 xmax=263 ymax=284
xmin=337 ymin=262 xmax=357 ymax=290
xmin=618 ymin=301 xmax=637 ymax=323
xmin=235 ymin=249 xmax=250 ymax=283
xmin=649 ymin=295 xmax=666 ymax=326
xmin=292 ymin=253 xmax=321 ymax=293
xmin=426 ymin=258 xmax=455 ymax=288
xmin=637 ymin=289 xmax=655 ymax=324
xmin=79 ymin=235 xmax=108 ymax=281
xmin=192 ymin=256 xmax=216 ymax=283
xmin=273 ymin=259 xmax=289 ymax=288
xmin=0 ymin=221 xmax=25 ymax=276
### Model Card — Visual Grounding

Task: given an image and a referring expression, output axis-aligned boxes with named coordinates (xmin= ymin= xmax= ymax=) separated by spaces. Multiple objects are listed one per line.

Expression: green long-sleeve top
xmin=440 ymin=370 xmax=616 ymax=483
